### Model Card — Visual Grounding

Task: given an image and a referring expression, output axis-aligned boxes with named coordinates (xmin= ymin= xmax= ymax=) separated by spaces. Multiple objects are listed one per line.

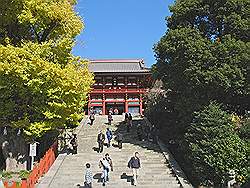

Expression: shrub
xmin=1 ymin=171 xmax=13 ymax=179
xmin=185 ymin=102 xmax=249 ymax=186
xmin=238 ymin=118 xmax=250 ymax=142
xmin=18 ymin=170 xmax=30 ymax=180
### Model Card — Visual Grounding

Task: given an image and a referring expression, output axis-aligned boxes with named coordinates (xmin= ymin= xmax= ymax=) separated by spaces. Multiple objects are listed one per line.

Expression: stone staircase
xmin=37 ymin=115 xmax=180 ymax=188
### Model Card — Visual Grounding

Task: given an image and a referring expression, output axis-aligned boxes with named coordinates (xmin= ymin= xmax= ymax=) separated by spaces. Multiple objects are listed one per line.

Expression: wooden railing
xmin=3 ymin=141 xmax=57 ymax=188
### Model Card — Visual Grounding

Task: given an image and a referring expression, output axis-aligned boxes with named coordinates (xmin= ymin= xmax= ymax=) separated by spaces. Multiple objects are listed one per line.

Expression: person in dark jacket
xmin=97 ymin=130 xmax=105 ymax=153
xmin=125 ymin=113 xmax=129 ymax=121
xmin=70 ymin=134 xmax=78 ymax=154
xmin=107 ymin=113 xmax=113 ymax=125
xmin=127 ymin=113 xmax=132 ymax=132
xmin=89 ymin=113 xmax=95 ymax=125
xmin=116 ymin=132 xmax=123 ymax=149
xmin=128 ymin=152 xmax=141 ymax=186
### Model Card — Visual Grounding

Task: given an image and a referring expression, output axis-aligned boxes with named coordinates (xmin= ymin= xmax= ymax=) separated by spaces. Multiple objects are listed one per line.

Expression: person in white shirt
xmin=99 ymin=153 xmax=113 ymax=186
xmin=84 ymin=163 xmax=93 ymax=188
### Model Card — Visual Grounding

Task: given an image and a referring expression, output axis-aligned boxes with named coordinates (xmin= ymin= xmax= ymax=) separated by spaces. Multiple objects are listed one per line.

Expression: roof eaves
xmin=90 ymin=59 xmax=143 ymax=63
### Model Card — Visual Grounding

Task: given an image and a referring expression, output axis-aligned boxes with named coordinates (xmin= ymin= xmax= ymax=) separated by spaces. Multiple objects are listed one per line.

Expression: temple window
xmin=128 ymin=95 xmax=139 ymax=100
xmin=91 ymin=95 xmax=102 ymax=100
xmin=106 ymin=95 xmax=124 ymax=101
xmin=117 ymin=77 xmax=125 ymax=86
xmin=94 ymin=76 xmax=103 ymax=86
xmin=105 ymin=77 xmax=113 ymax=86
xmin=127 ymin=77 xmax=137 ymax=86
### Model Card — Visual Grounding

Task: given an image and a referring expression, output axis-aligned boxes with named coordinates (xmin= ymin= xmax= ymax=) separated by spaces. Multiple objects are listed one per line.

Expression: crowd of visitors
xmin=79 ymin=111 xmax=158 ymax=187
xmin=84 ymin=151 xmax=141 ymax=187
xmin=57 ymin=107 xmax=159 ymax=187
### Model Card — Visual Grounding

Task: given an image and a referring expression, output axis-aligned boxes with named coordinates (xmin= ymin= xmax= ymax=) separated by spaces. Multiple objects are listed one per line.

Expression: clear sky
xmin=72 ymin=0 xmax=174 ymax=67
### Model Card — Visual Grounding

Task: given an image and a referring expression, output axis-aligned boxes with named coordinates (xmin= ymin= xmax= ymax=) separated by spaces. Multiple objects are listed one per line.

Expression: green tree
xmin=154 ymin=0 xmax=249 ymax=121
xmin=0 ymin=43 xmax=93 ymax=138
xmin=152 ymin=0 xmax=250 ymax=185
xmin=185 ymin=102 xmax=249 ymax=185
xmin=0 ymin=0 xmax=82 ymax=45
xmin=167 ymin=0 xmax=249 ymax=42
xmin=0 ymin=0 xmax=93 ymax=138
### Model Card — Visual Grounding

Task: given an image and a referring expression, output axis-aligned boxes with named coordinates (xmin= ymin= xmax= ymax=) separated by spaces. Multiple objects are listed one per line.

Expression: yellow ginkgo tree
xmin=0 ymin=0 xmax=93 ymax=139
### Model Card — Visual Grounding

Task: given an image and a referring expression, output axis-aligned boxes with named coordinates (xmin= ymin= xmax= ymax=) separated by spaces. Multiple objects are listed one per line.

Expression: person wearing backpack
xmin=97 ymin=130 xmax=105 ymax=153
xmin=99 ymin=153 xmax=113 ymax=186
xmin=128 ymin=152 xmax=141 ymax=186
xmin=106 ymin=128 xmax=112 ymax=147
xmin=89 ymin=113 xmax=95 ymax=125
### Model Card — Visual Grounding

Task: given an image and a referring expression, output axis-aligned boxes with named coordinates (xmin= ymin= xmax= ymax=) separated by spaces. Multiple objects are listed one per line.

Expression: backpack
xmin=101 ymin=159 xmax=110 ymax=170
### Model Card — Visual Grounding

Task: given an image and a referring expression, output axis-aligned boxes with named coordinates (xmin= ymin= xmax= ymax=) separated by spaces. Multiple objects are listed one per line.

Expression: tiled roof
xmin=88 ymin=59 xmax=150 ymax=73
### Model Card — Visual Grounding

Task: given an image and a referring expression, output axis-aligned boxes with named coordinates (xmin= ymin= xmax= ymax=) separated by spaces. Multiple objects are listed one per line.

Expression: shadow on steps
xmin=120 ymin=172 xmax=133 ymax=184
xmin=113 ymin=119 xmax=162 ymax=154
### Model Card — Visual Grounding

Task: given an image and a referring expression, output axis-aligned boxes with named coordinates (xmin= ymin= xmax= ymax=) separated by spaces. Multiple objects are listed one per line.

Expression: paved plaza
xmin=37 ymin=115 xmax=180 ymax=188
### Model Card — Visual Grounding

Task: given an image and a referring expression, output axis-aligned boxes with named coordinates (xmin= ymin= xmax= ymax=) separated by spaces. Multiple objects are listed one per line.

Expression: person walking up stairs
xmin=128 ymin=152 xmax=141 ymax=186
xmin=37 ymin=115 xmax=181 ymax=188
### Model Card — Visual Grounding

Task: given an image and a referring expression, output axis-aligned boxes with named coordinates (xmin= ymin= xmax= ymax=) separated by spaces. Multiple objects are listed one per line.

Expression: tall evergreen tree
xmin=154 ymin=0 xmax=249 ymax=127
xmin=185 ymin=102 xmax=249 ymax=185
xmin=152 ymin=0 xmax=250 ymax=185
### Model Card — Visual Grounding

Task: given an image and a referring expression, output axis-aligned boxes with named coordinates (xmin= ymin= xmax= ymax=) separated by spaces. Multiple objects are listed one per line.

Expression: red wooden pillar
xmin=102 ymin=94 xmax=106 ymax=115
xmin=125 ymin=94 xmax=128 ymax=113
xmin=139 ymin=94 xmax=143 ymax=115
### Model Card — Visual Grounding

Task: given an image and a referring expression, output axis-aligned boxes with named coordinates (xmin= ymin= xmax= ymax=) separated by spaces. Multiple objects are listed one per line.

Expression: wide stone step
xmin=36 ymin=116 xmax=179 ymax=188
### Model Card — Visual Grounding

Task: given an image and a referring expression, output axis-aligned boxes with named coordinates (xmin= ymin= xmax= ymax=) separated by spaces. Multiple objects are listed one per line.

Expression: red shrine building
xmin=88 ymin=59 xmax=151 ymax=115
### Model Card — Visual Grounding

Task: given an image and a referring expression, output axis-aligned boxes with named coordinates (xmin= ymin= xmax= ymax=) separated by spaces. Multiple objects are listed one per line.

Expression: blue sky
xmin=72 ymin=0 xmax=174 ymax=67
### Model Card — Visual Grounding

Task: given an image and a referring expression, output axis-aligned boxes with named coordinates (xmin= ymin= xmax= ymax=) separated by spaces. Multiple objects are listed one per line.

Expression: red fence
xmin=3 ymin=141 xmax=58 ymax=188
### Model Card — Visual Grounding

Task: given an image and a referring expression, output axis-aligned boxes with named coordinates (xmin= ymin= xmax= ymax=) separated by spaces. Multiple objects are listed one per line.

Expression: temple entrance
xmin=128 ymin=106 xmax=140 ymax=114
xmin=93 ymin=106 xmax=103 ymax=115
xmin=106 ymin=102 xmax=125 ymax=115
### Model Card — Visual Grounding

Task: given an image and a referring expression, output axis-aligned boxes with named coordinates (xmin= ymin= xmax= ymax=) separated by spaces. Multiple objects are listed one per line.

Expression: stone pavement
xmin=37 ymin=115 xmax=180 ymax=188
